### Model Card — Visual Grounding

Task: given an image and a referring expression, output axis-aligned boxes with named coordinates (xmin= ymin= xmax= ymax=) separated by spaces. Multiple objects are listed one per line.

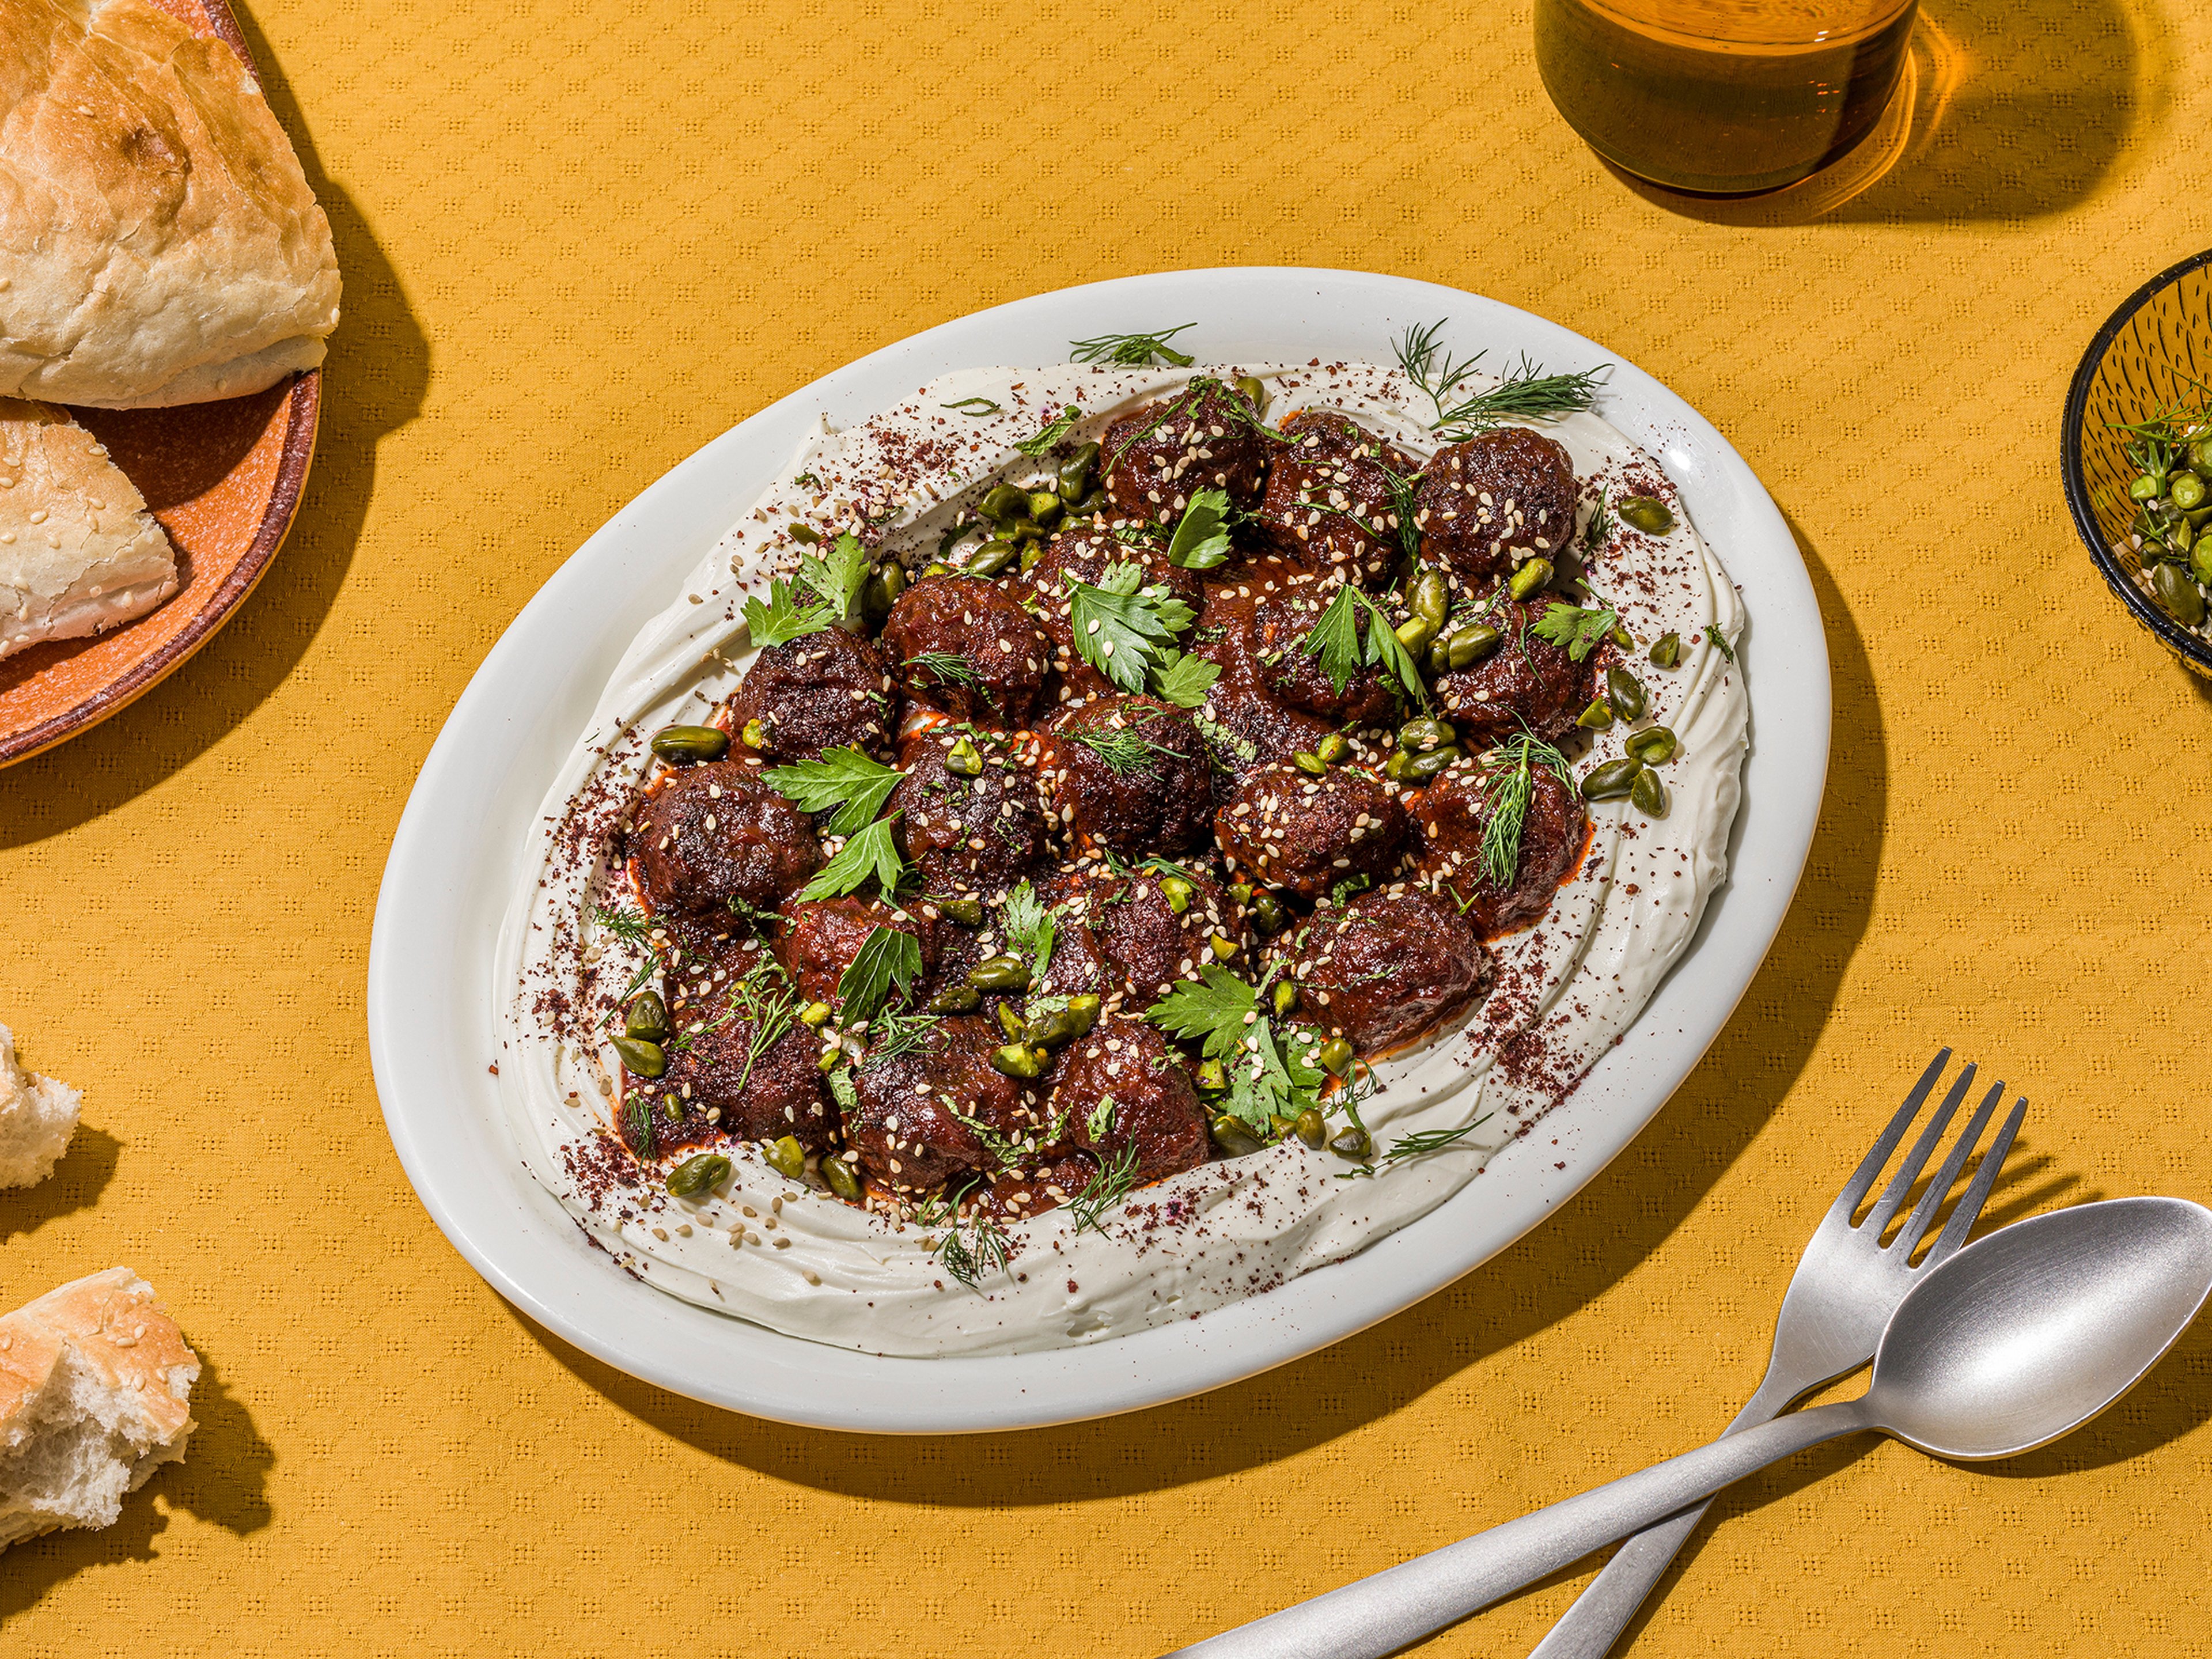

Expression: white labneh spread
xmin=496 ymin=359 xmax=1748 ymax=1357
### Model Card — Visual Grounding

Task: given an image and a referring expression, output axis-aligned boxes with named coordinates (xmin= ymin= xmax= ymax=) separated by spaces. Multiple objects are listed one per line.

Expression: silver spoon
xmin=1167 ymin=1197 xmax=2212 ymax=1659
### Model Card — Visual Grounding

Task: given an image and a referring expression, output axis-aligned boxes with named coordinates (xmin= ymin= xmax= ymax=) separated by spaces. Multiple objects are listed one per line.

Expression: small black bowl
xmin=2061 ymin=248 xmax=2212 ymax=679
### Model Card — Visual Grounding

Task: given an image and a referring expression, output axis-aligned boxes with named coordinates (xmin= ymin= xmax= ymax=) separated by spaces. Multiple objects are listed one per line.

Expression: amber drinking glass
xmin=1534 ymin=0 xmax=1918 ymax=196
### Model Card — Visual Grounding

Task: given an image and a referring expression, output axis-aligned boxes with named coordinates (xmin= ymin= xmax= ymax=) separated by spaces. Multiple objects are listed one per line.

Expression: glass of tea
xmin=1533 ymin=0 xmax=1919 ymax=196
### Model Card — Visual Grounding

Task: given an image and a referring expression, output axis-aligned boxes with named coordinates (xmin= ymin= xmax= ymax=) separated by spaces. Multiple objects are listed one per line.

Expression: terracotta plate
xmin=0 ymin=0 xmax=321 ymax=768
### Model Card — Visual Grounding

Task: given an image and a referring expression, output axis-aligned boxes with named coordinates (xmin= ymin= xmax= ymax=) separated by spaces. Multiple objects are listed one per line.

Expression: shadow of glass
xmin=0 ymin=1126 xmax=121 ymax=1244
xmin=0 ymin=10 xmax=429 ymax=851
xmin=0 ymin=1344 xmax=272 ymax=1623
xmin=510 ymin=516 xmax=1893 ymax=1507
xmin=1605 ymin=0 xmax=2167 ymax=227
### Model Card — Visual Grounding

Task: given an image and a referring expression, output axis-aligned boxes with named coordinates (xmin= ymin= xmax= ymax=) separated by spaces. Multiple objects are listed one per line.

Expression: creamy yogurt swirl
xmin=494 ymin=359 xmax=1747 ymax=1357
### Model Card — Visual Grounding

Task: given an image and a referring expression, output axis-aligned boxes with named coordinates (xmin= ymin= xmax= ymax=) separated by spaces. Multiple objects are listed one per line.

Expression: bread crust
xmin=0 ymin=395 xmax=175 ymax=657
xmin=0 ymin=0 xmax=340 ymax=407
xmin=0 ymin=1268 xmax=197 ymax=1545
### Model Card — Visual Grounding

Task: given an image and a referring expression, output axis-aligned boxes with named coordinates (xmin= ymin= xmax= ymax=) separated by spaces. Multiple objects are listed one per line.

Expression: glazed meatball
xmin=1036 ymin=860 xmax=1239 ymax=1006
xmin=1407 ymin=757 xmax=1590 ymax=937
xmin=881 ymin=576 xmax=1052 ymax=728
xmin=846 ymin=1016 xmax=1050 ymax=1194
xmin=1039 ymin=695 xmax=1213 ymax=858
xmin=631 ymin=760 xmax=823 ymax=918
xmin=774 ymin=894 xmax=944 ymax=1009
xmin=1254 ymin=412 xmax=1419 ymax=589
xmin=1431 ymin=598 xmax=1595 ymax=746
xmin=1051 ymin=1014 xmax=1210 ymax=1184
xmin=1022 ymin=518 xmax=1204 ymax=706
xmin=888 ymin=725 xmax=1051 ymax=899
xmin=1416 ymin=427 xmax=1579 ymax=583
xmin=1099 ymin=382 xmax=1270 ymax=523
xmin=728 ymin=626 xmax=900 ymax=762
xmin=1214 ymin=761 xmax=1408 ymax=900
xmin=1241 ymin=585 xmax=1400 ymax=725
xmin=645 ymin=942 xmax=834 ymax=1153
xmin=1283 ymin=888 xmax=1490 ymax=1054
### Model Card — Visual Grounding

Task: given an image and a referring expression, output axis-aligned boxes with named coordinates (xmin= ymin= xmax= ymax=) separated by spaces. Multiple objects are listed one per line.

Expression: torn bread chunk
xmin=0 ymin=1022 xmax=79 ymax=1187
xmin=0 ymin=399 xmax=177 ymax=660
xmin=0 ymin=1269 xmax=197 ymax=1548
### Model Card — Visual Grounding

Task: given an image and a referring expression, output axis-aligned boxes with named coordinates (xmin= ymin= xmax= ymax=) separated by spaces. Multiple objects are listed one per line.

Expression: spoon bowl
xmin=1869 ymin=1196 xmax=2212 ymax=1459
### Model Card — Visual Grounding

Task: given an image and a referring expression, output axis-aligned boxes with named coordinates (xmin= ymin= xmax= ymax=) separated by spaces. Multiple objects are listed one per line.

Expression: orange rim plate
xmin=0 ymin=0 xmax=321 ymax=768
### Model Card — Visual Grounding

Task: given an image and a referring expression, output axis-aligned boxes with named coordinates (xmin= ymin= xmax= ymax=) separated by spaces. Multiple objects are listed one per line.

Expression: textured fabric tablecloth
xmin=2 ymin=0 xmax=2207 ymax=1651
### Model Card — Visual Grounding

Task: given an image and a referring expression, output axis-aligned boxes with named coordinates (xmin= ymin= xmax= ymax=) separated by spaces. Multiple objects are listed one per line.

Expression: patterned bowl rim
xmin=2061 ymin=245 xmax=2212 ymax=671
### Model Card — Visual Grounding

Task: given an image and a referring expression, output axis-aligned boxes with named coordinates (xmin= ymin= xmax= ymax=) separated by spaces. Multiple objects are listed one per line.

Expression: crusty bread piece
xmin=0 ymin=0 xmax=340 ymax=408
xmin=0 ymin=1022 xmax=79 ymax=1188
xmin=0 ymin=1268 xmax=196 ymax=1548
xmin=0 ymin=398 xmax=176 ymax=660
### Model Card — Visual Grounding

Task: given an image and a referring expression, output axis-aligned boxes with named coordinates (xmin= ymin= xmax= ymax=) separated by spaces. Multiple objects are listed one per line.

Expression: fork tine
xmin=1924 ymin=1094 xmax=2028 ymax=1262
xmin=1891 ymin=1080 xmax=2003 ymax=1258
xmin=1828 ymin=1048 xmax=1953 ymax=1222
xmin=1862 ymin=1061 xmax=1976 ymax=1234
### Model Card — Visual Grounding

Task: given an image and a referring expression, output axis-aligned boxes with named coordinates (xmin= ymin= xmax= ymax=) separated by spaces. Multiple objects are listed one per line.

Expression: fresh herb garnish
xmin=1531 ymin=600 xmax=1620 ymax=664
xmin=942 ymin=396 xmax=1002 ymax=416
xmin=741 ymin=577 xmax=835 ymax=649
xmin=1146 ymin=964 xmax=1323 ymax=1130
xmin=1149 ymin=650 xmax=1219 ymax=711
xmin=1704 ymin=624 xmax=1737 ymax=662
xmin=836 ymin=925 xmax=923 ymax=1025
xmin=592 ymin=904 xmax=653 ymax=946
xmin=762 ymin=747 xmax=906 ymax=837
xmin=948 ymin=1105 xmax=1029 ymax=1171
xmin=625 ymin=1093 xmax=654 ymax=1158
xmin=1070 ymin=718 xmax=1174 ymax=779
xmin=798 ymin=531 xmax=871 ymax=622
xmin=1582 ymin=490 xmax=1612 ymax=554
xmin=1002 ymin=880 xmax=1057 ymax=980
xmin=1146 ymin=963 xmax=1259 ymax=1062
xmin=1434 ymin=355 xmax=1607 ymax=440
xmin=797 ymin=815 xmax=909 ymax=902
xmin=1086 ymin=1094 xmax=1118 ymax=1139
xmin=1392 ymin=319 xmax=1489 ymax=428
xmin=1166 ymin=487 xmax=1234 ymax=570
xmin=902 ymin=650 xmax=980 ymax=687
xmin=1013 ymin=405 xmax=1083 ymax=457
xmin=1382 ymin=1113 xmax=1495 ymax=1165
xmin=1067 ymin=1144 xmax=1141 ymax=1233
xmin=679 ymin=959 xmax=798 ymax=1100
xmin=1479 ymin=733 xmax=1574 ymax=890
xmin=861 ymin=1009 xmax=939 ymax=1069
xmin=1070 ymin=324 xmax=1196 ymax=368
xmin=933 ymin=1209 xmax=1013 ymax=1286
xmin=1298 ymin=584 xmax=1427 ymax=704
xmin=1066 ymin=561 xmax=1198 ymax=694
xmin=826 ymin=1066 xmax=859 ymax=1113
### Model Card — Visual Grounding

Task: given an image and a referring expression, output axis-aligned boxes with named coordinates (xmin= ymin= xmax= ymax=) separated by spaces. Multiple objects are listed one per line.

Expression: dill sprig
xmin=671 ymin=957 xmax=798 ymax=1099
xmin=1067 ymin=1145 xmax=1141 ymax=1233
xmin=1382 ymin=1112 xmax=1495 ymax=1165
xmin=1070 ymin=324 xmax=1196 ymax=368
xmin=942 ymin=396 xmax=1002 ymax=416
xmin=903 ymin=650 xmax=980 ymax=687
xmin=861 ymin=1009 xmax=939 ymax=1069
xmin=1582 ymin=490 xmax=1612 ymax=554
xmin=1480 ymin=733 xmax=1574 ymax=891
xmin=1392 ymin=319 xmax=1488 ymax=427
xmin=592 ymin=904 xmax=653 ymax=946
xmin=1070 ymin=720 xmax=1173 ymax=779
xmin=935 ymin=1213 xmax=1014 ymax=1287
xmin=1435 ymin=355 xmax=1607 ymax=439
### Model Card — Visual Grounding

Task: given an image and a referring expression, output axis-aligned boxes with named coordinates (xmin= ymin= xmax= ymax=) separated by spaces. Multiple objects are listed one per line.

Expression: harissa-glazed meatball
xmin=1214 ymin=760 xmax=1408 ymax=900
xmin=1021 ymin=520 xmax=1204 ymax=706
xmin=1282 ymin=888 xmax=1490 ymax=1054
xmin=845 ymin=1016 xmax=1050 ymax=1195
xmin=1407 ymin=756 xmax=1589 ymax=937
xmin=1036 ymin=861 xmax=1240 ymax=1007
xmin=631 ymin=760 xmax=822 ymax=918
xmin=646 ymin=940 xmax=834 ymax=1153
xmin=888 ymin=724 xmax=1051 ymax=899
xmin=1051 ymin=1014 xmax=1210 ymax=1183
xmin=1431 ymin=597 xmax=1596 ymax=747
xmin=1416 ymin=427 xmax=1579 ymax=584
xmin=881 ymin=575 xmax=1052 ymax=727
xmin=1039 ymin=694 xmax=1213 ymax=858
xmin=774 ymin=894 xmax=945 ymax=1008
xmin=1100 ymin=382 xmax=1270 ymax=523
xmin=728 ymin=626 xmax=900 ymax=762
xmin=1254 ymin=412 xmax=1419 ymax=590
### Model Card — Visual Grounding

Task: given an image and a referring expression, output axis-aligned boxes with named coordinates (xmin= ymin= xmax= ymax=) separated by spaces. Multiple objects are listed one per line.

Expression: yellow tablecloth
xmin=5 ymin=0 xmax=2209 ymax=1650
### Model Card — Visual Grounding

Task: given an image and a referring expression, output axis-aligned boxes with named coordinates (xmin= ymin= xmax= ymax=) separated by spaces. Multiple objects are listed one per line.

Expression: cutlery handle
xmin=1161 ymin=1401 xmax=1870 ymax=1659
xmin=1525 ymin=1370 xmax=1803 ymax=1659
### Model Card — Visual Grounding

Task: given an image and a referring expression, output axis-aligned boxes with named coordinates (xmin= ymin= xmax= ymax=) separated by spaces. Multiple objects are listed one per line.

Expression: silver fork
xmin=1527 ymin=1050 xmax=2027 ymax=1659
